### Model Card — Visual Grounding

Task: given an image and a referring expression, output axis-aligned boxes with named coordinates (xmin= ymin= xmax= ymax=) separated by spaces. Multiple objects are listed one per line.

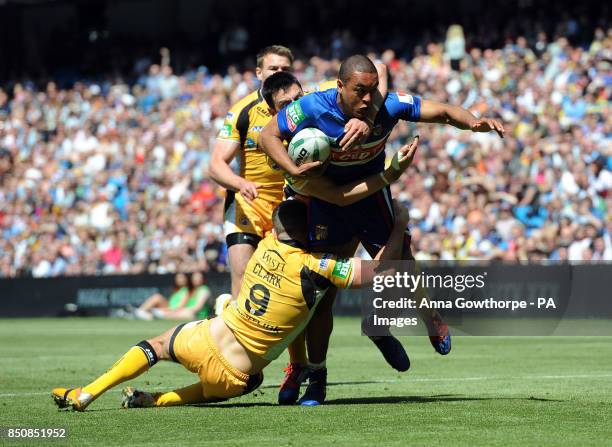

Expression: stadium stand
xmin=0 ymin=18 xmax=610 ymax=277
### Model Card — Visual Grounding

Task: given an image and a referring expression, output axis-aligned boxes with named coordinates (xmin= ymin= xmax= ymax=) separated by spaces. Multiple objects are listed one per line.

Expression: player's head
xmin=272 ymin=200 xmax=308 ymax=248
xmin=337 ymin=54 xmax=378 ymax=119
xmin=256 ymin=45 xmax=294 ymax=82
xmin=262 ymin=71 xmax=304 ymax=113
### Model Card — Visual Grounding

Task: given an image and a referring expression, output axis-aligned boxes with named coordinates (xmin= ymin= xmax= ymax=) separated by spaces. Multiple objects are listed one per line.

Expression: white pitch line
xmin=1 ymin=373 xmax=612 ymax=399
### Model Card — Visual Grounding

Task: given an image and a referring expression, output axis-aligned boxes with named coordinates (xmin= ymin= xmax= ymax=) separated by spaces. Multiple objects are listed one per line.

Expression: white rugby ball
xmin=288 ymin=128 xmax=331 ymax=166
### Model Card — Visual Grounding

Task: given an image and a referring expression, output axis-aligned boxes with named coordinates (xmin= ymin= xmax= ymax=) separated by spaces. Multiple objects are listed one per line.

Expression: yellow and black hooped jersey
xmin=222 ymin=233 xmax=354 ymax=361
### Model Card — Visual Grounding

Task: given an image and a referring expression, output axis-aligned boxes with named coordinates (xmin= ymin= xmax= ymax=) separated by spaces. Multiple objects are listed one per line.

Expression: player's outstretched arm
xmin=296 ymin=136 xmax=419 ymax=206
xmin=419 ymin=99 xmax=505 ymax=138
xmin=209 ymin=139 xmax=260 ymax=200
xmin=259 ymin=118 xmax=321 ymax=177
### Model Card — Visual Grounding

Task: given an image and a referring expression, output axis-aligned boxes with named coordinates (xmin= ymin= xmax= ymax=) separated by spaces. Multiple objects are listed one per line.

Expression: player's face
xmin=272 ymin=84 xmax=304 ymax=113
xmin=257 ymin=54 xmax=293 ymax=81
xmin=337 ymin=72 xmax=379 ymax=119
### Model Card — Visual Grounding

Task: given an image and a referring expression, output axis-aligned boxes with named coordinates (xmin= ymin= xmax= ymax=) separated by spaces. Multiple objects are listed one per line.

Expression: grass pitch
xmin=1 ymin=317 xmax=611 ymax=446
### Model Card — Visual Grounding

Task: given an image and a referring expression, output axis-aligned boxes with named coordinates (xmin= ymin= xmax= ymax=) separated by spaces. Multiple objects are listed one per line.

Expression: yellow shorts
xmin=169 ymin=320 xmax=263 ymax=401
xmin=224 ymin=192 xmax=280 ymax=243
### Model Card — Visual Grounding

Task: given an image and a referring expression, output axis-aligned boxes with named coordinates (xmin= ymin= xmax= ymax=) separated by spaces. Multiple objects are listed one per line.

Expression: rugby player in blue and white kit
xmin=260 ymin=55 xmax=504 ymax=405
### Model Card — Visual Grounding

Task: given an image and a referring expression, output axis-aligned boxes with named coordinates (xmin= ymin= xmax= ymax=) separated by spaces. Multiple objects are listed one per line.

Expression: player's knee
xmin=146 ymin=327 xmax=175 ymax=361
xmin=143 ymin=337 xmax=164 ymax=360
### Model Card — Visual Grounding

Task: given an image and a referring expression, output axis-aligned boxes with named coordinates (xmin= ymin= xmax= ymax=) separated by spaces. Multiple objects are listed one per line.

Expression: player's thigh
xmin=147 ymin=325 xmax=182 ymax=361
xmin=227 ymin=242 xmax=256 ymax=274
xmin=351 ymin=187 xmax=413 ymax=259
xmin=225 ymin=192 xmax=273 ymax=240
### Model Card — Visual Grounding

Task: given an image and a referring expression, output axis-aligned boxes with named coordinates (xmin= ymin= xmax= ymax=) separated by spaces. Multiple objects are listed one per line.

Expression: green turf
xmin=0 ymin=318 xmax=611 ymax=446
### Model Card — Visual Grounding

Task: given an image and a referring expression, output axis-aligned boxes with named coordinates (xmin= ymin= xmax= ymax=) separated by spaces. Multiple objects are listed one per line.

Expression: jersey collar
xmin=277 ymin=238 xmax=307 ymax=251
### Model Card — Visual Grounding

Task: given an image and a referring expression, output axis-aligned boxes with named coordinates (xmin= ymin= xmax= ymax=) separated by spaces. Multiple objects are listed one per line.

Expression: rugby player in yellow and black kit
xmin=210 ymin=46 xmax=338 ymax=300
xmin=50 ymin=199 xmax=410 ymax=411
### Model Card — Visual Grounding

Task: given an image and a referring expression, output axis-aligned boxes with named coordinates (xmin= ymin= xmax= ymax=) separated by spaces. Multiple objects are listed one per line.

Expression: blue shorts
xmin=303 ymin=186 xmax=412 ymax=256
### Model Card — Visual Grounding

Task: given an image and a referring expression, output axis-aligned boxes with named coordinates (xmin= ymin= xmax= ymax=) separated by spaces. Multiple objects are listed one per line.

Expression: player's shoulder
xmin=295 ymin=88 xmax=335 ymax=116
xmin=228 ymin=90 xmax=262 ymax=115
xmin=306 ymin=80 xmax=337 ymax=94
xmin=251 ymin=98 xmax=273 ymax=120
xmin=385 ymin=91 xmax=418 ymax=106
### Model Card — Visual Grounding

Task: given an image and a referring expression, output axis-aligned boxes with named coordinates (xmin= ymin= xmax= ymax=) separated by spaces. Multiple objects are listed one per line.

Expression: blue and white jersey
xmin=277 ymin=89 xmax=421 ymax=184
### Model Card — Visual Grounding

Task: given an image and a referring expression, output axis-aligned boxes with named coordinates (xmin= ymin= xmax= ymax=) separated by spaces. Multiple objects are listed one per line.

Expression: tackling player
xmin=51 ymin=199 xmax=411 ymax=411
xmin=210 ymin=51 xmax=388 ymax=404
xmin=260 ymin=54 xmax=505 ymax=405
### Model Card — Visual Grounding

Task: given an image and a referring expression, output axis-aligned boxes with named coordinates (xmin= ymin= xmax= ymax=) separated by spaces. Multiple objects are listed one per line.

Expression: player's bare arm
xmin=419 ymin=99 xmax=505 ymax=138
xmin=259 ymin=118 xmax=321 ymax=177
xmin=209 ymin=139 xmax=260 ymax=200
xmin=297 ymin=136 xmax=419 ymax=206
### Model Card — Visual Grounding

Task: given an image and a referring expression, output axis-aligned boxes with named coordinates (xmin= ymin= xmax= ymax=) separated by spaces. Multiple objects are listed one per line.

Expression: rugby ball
xmin=288 ymin=128 xmax=331 ymax=166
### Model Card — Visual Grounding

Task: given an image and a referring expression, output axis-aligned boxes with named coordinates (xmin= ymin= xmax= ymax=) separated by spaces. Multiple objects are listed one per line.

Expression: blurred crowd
xmin=0 ymin=26 xmax=611 ymax=277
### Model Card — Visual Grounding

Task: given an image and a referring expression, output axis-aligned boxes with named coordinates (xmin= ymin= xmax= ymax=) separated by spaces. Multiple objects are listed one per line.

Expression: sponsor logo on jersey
xmin=226 ymin=112 xmax=234 ymax=121
xmin=319 ymin=253 xmax=332 ymax=270
xmin=315 ymin=224 xmax=328 ymax=241
xmin=246 ymin=138 xmax=256 ymax=148
xmin=332 ymin=258 xmax=351 ymax=279
xmin=261 ymin=249 xmax=286 ymax=272
xmin=250 ymin=126 xmax=264 ymax=133
xmin=286 ymin=102 xmax=306 ymax=132
xmin=219 ymin=124 xmax=232 ymax=139
xmin=329 ymin=137 xmax=388 ymax=163
xmin=397 ymin=92 xmax=414 ymax=104
xmin=256 ymin=108 xmax=272 ymax=118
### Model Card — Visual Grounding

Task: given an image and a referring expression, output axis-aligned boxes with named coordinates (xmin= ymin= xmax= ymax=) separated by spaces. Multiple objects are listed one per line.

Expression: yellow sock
xmin=288 ymin=332 xmax=308 ymax=366
xmin=83 ymin=344 xmax=153 ymax=398
xmin=154 ymin=382 xmax=204 ymax=407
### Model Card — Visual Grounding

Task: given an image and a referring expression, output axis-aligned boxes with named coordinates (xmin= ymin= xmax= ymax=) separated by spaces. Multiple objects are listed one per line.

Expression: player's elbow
xmin=208 ymin=150 xmax=227 ymax=184
xmin=208 ymin=156 xmax=222 ymax=183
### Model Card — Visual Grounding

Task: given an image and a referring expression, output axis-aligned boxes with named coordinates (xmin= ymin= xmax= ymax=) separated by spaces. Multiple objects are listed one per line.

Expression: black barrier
xmin=0 ymin=272 xmax=230 ymax=317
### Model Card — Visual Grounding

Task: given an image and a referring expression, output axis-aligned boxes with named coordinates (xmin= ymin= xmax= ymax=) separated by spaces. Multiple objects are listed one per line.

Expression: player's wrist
xmin=236 ymin=177 xmax=251 ymax=191
xmin=381 ymin=168 xmax=397 ymax=184
xmin=379 ymin=172 xmax=391 ymax=186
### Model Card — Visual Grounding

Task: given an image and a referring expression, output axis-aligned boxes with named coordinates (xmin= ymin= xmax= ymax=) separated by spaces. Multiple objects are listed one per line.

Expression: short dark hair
xmin=262 ymin=71 xmax=301 ymax=110
xmin=338 ymin=54 xmax=377 ymax=83
xmin=256 ymin=45 xmax=294 ymax=68
xmin=272 ymin=200 xmax=308 ymax=241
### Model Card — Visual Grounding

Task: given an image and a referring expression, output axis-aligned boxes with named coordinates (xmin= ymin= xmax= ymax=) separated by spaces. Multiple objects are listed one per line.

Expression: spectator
xmin=0 ymin=27 xmax=610 ymax=278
